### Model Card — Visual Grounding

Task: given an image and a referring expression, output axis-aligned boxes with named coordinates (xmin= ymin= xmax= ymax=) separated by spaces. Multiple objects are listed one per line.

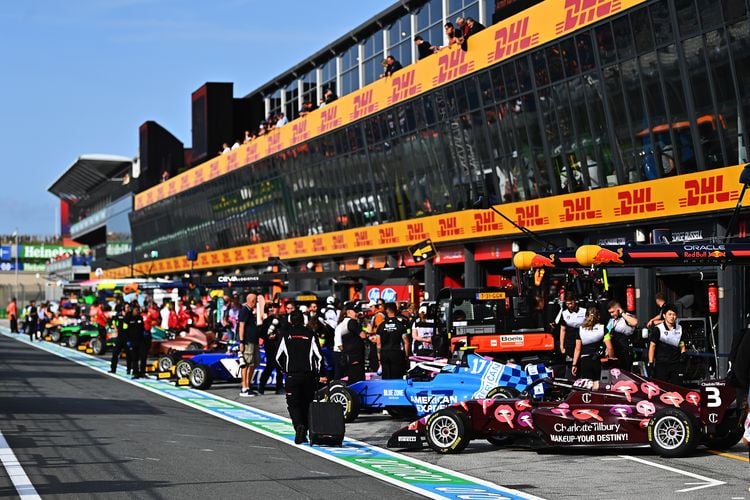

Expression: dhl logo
xmin=209 ymin=160 xmax=221 ymax=179
xmin=293 ymin=240 xmax=307 ymax=254
xmin=559 ymin=196 xmax=603 ymax=222
xmin=167 ymin=181 xmax=177 ymax=196
xmin=193 ymin=168 xmax=205 ymax=185
xmin=155 ymin=185 xmax=164 ymax=199
xmin=438 ymin=217 xmax=465 ymax=237
xmin=260 ymin=245 xmax=272 ymax=258
xmin=226 ymin=151 xmax=239 ymax=171
xmin=388 ymin=69 xmax=422 ymax=105
xmin=354 ymin=230 xmax=374 ymax=248
xmin=246 ymin=248 xmax=258 ymax=260
xmin=378 ymin=227 xmax=399 ymax=245
xmin=318 ymin=105 xmax=342 ymax=134
xmin=180 ymin=175 xmax=191 ymax=190
xmin=312 ymin=237 xmax=326 ymax=252
xmin=210 ymin=254 xmax=220 ymax=264
xmin=407 ymin=222 xmax=428 ymax=241
xmin=515 ymin=205 xmax=549 ymax=227
xmin=488 ymin=16 xmax=539 ymax=63
xmin=678 ymin=176 xmax=739 ymax=207
xmin=234 ymin=249 xmax=244 ymax=261
xmin=292 ymin=121 xmax=309 ymax=143
xmin=276 ymin=242 xmax=289 ymax=256
xmin=351 ymin=90 xmax=378 ymax=120
xmin=267 ymin=131 xmax=283 ymax=154
xmin=332 ymin=234 xmax=347 ymax=250
xmin=556 ymin=0 xmax=622 ymax=35
xmin=614 ymin=187 xmax=665 ymax=215
xmin=433 ymin=50 xmax=475 ymax=86
xmin=245 ymin=142 xmax=259 ymax=164
xmin=472 ymin=212 xmax=503 ymax=233
xmin=221 ymin=251 xmax=231 ymax=263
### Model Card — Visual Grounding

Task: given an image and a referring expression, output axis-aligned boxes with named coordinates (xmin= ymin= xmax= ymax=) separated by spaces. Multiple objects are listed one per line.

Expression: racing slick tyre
xmin=328 ymin=386 xmax=360 ymax=423
xmin=486 ymin=386 xmax=519 ymax=399
xmin=425 ymin=408 xmax=470 ymax=454
xmin=67 ymin=334 xmax=79 ymax=348
xmin=175 ymin=359 xmax=194 ymax=379
xmin=157 ymin=355 xmax=174 ymax=373
xmin=186 ymin=341 xmax=203 ymax=351
xmin=49 ymin=329 xmax=61 ymax=343
xmin=648 ymin=408 xmax=699 ymax=458
xmin=90 ymin=336 xmax=106 ymax=355
xmin=188 ymin=364 xmax=213 ymax=390
xmin=704 ymin=409 xmax=745 ymax=450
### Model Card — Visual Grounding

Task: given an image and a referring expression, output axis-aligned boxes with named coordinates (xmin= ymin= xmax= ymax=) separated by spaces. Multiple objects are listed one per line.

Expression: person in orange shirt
xmin=7 ymin=297 xmax=18 ymax=333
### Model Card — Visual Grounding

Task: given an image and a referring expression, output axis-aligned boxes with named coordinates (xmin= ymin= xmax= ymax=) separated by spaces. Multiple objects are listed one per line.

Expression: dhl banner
xmin=104 ymin=164 xmax=749 ymax=279
xmin=135 ymin=0 xmax=646 ymax=211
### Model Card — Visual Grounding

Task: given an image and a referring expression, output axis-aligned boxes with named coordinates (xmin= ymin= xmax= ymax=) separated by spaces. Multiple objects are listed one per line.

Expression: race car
xmin=182 ymin=347 xmax=281 ymax=390
xmin=387 ymin=368 xmax=746 ymax=457
xmin=325 ymin=349 xmax=553 ymax=422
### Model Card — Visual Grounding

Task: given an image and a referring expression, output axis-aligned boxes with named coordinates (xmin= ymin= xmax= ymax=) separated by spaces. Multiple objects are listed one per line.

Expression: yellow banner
xmin=135 ymin=0 xmax=646 ymax=211
xmin=104 ymin=165 xmax=748 ymax=278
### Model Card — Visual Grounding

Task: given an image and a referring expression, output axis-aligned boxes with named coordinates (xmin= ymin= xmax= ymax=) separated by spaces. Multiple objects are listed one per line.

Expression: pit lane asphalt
xmin=0 ymin=334 xmax=424 ymax=500
xmin=2 ymin=332 xmax=749 ymax=500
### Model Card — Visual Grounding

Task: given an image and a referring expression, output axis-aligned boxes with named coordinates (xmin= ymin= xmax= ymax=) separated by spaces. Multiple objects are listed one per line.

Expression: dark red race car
xmin=387 ymin=368 xmax=746 ymax=457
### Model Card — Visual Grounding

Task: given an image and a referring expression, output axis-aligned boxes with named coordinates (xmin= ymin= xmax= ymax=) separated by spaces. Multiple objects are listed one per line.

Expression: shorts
xmin=242 ymin=343 xmax=260 ymax=366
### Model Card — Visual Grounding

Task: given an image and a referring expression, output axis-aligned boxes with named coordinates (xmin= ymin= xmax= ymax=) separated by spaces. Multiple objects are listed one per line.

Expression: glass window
xmin=595 ymin=23 xmax=616 ymax=65
xmin=631 ymin=8 xmax=655 ymax=54
xmin=650 ymin=0 xmax=673 ymax=46
xmin=675 ymin=0 xmax=699 ymax=37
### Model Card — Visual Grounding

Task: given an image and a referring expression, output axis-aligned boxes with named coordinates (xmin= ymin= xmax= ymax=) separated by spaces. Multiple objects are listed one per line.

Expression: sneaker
xmin=294 ymin=425 xmax=308 ymax=444
xmin=239 ymin=389 xmax=255 ymax=398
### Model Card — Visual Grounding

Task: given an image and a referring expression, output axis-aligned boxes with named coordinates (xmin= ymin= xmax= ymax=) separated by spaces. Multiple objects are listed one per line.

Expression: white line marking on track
xmin=0 ymin=429 xmax=41 ymax=500
xmin=616 ymin=455 xmax=725 ymax=493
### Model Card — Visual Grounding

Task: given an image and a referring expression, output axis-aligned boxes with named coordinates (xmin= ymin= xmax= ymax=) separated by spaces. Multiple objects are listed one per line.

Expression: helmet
xmin=326 ymin=296 xmax=336 ymax=305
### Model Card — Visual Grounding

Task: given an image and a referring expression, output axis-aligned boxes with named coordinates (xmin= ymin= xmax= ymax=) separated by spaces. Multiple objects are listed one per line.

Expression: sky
xmin=0 ymin=0 xmax=386 ymax=238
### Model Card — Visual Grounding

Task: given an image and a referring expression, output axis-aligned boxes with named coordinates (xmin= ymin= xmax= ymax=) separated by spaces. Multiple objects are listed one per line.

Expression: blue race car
xmin=326 ymin=350 xmax=552 ymax=422
xmin=185 ymin=347 xmax=281 ymax=390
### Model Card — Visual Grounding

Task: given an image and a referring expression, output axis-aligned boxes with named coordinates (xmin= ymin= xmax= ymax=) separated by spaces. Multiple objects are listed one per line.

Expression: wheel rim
xmin=192 ymin=369 xmax=205 ymax=385
xmin=91 ymin=339 xmax=101 ymax=352
xmin=159 ymin=358 xmax=173 ymax=371
xmin=176 ymin=362 xmax=191 ymax=378
xmin=429 ymin=415 xmax=459 ymax=448
xmin=328 ymin=392 xmax=349 ymax=413
xmin=654 ymin=416 xmax=686 ymax=450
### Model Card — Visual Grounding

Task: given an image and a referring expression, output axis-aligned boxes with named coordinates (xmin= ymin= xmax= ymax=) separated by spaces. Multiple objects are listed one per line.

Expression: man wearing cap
xmin=322 ymin=296 xmax=339 ymax=330
xmin=411 ymin=305 xmax=435 ymax=356
xmin=258 ymin=302 xmax=286 ymax=395
xmin=339 ymin=304 xmax=367 ymax=383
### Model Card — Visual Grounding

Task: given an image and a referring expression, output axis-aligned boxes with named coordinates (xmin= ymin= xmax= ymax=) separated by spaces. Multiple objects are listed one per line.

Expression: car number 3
xmin=704 ymin=386 xmax=722 ymax=408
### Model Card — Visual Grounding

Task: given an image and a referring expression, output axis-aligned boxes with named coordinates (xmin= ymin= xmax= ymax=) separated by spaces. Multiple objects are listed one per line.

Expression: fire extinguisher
xmin=626 ymin=284 xmax=636 ymax=313
xmin=708 ymin=282 xmax=719 ymax=314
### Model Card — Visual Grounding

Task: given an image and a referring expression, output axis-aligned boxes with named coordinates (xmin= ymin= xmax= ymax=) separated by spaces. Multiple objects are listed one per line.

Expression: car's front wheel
xmin=648 ymin=408 xmax=698 ymax=457
xmin=67 ymin=334 xmax=79 ymax=348
xmin=327 ymin=386 xmax=360 ymax=422
xmin=425 ymin=408 xmax=470 ymax=454
xmin=175 ymin=359 xmax=194 ymax=379
xmin=157 ymin=355 xmax=173 ymax=372
xmin=189 ymin=364 xmax=213 ymax=390
xmin=50 ymin=329 xmax=61 ymax=343
xmin=90 ymin=337 xmax=105 ymax=355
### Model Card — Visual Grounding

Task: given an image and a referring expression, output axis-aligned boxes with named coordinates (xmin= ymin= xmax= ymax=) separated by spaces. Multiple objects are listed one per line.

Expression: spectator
xmin=231 ymin=139 xmax=241 ymax=150
xmin=299 ymin=100 xmax=316 ymax=117
xmin=324 ymin=88 xmax=338 ymax=104
xmin=456 ymin=17 xmax=468 ymax=39
xmin=243 ymin=130 xmax=254 ymax=144
xmin=275 ymin=112 xmax=288 ymax=127
xmin=219 ymin=142 xmax=230 ymax=155
xmin=444 ymin=22 xmax=463 ymax=46
xmin=414 ymin=35 xmax=438 ymax=60
xmin=382 ymin=55 xmax=402 ymax=77
xmin=465 ymin=17 xmax=485 ymax=38
xmin=160 ymin=170 xmax=170 ymax=183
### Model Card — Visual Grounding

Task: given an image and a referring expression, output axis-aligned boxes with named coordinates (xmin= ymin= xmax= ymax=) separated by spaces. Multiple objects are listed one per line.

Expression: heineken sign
xmin=21 ymin=245 xmax=88 ymax=260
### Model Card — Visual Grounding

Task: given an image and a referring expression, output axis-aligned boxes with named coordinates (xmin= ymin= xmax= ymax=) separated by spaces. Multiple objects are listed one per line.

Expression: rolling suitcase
xmin=308 ymin=401 xmax=345 ymax=446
